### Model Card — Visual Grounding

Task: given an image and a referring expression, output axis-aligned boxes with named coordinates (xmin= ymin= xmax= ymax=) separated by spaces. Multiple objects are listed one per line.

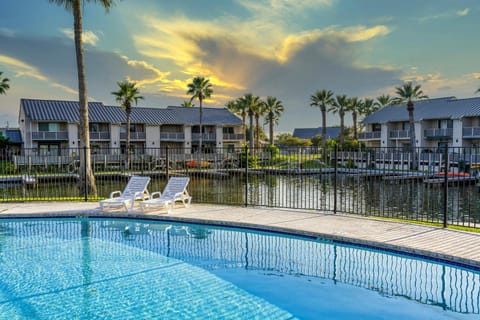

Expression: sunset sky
xmin=0 ymin=0 xmax=479 ymax=132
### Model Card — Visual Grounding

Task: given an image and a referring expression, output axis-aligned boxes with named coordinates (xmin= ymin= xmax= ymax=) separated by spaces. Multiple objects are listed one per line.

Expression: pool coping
xmin=1 ymin=202 xmax=480 ymax=270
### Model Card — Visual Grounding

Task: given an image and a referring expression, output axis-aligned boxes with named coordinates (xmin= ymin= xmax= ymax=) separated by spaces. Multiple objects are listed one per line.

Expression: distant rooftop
xmin=292 ymin=127 xmax=341 ymax=140
xmin=0 ymin=128 xmax=22 ymax=143
xmin=362 ymin=96 xmax=480 ymax=124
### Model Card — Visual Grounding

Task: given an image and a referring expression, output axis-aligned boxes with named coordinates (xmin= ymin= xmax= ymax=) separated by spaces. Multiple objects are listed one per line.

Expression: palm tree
xmin=359 ymin=98 xmax=377 ymax=117
xmin=112 ymin=80 xmax=144 ymax=169
xmin=394 ymin=82 xmax=428 ymax=169
xmin=375 ymin=94 xmax=395 ymax=109
xmin=181 ymin=100 xmax=194 ymax=107
xmin=310 ymin=90 xmax=334 ymax=147
xmin=0 ymin=72 xmax=10 ymax=95
xmin=252 ymin=100 xmax=267 ymax=149
xmin=187 ymin=77 xmax=213 ymax=153
xmin=263 ymin=96 xmax=284 ymax=146
xmin=50 ymin=0 xmax=115 ymax=195
xmin=329 ymin=95 xmax=349 ymax=145
xmin=240 ymin=93 xmax=262 ymax=150
xmin=226 ymin=99 xmax=249 ymax=144
xmin=345 ymin=97 xmax=362 ymax=140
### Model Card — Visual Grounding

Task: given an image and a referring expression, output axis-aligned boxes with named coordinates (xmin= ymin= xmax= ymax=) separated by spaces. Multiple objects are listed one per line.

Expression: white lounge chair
xmin=140 ymin=177 xmax=191 ymax=213
xmin=99 ymin=176 xmax=151 ymax=212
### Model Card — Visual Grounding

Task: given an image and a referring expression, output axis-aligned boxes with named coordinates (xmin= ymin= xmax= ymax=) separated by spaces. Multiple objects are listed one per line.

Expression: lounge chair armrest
xmin=150 ymin=192 xmax=162 ymax=199
xmin=109 ymin=191 xmax=121 ymax=198
xmin=134 ymin=191 xmax=150 ymax=200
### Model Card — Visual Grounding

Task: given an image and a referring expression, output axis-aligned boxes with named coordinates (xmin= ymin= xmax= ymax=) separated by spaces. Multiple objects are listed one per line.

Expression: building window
xmin=402 ymin=122 xmax=410 ymax=130
xmin=38 ymin=123 xmax=58 ymax=132
xmin=372 ymin=124 xmax=381 ymax=132
xmin=223 ymin=127 xmax=234 ymax=134
xmin=90 ymin=123 xmax=99 ymax=133
xmin=438 ymin=119 xmax=453 ymax=129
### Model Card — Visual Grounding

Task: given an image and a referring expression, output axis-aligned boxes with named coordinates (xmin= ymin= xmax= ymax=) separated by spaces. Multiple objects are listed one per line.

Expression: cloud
xmin=456 ymin=8 xmax=470 ymax=17
xmin=60 ymin=28 xmax=100 ymax=46
xmin=0 ymin=32 xmax=174 ymax=104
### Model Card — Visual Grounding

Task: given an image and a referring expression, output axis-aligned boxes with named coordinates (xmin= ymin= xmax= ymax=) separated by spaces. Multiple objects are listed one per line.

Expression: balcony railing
xmin=120 ymin=132 xmax=146 ymax=140
xmin=32 ymin=131 xmax=69 ymax=141
xmin=389 ymin=130 xmax=409 ymax=139
xmin=89 ymin=132 xmax=110 ymax=140
xmin=358 ymin=131 xmax=381 ymax=140
xmin=223 ymin=133 xmax=245 ymax=140
xmin=192 ymin=133 xmax=216 ymax=141
xmin=424 ymin=128 xmax=453 ymax=138
xmin=160 ymin=132 xmax=185 ymax=141
xmin=462 ymin=127 xmax=480 ymax=138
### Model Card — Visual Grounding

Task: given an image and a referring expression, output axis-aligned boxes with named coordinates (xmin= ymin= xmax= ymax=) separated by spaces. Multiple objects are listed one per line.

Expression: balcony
xmin=160 ymin=132 xmax=185 ymax=141
xmin=389 ymin=130 xmax=409 ymax=139
xmin=89 ymin=132 xmax=110 ymax=140
xmin=32 ymin=131 xmax=68 ymax=141
xmin=223 ymin=133 xmax=245 ymax=140
xmin=424 ymin=128 xmax=453 ymax=139
xmin=192 ymin=133 xmax=216 ymax=141
xmin=120 ymin=132 xmax=146 ymax=140
xmin=358 ymin=131 xmax=381 ymax=140
xmin=463 ymin=127 xmax=480 ymax=139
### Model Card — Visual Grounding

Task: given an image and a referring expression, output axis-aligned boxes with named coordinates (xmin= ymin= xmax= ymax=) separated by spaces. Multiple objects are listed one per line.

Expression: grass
xmin=366 ymin=215 xmax=480 ymax=233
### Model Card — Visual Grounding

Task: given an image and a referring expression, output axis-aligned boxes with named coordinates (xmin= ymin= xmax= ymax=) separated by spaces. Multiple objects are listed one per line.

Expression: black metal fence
xmin=1 ymin=146 xmax=479 ymax=228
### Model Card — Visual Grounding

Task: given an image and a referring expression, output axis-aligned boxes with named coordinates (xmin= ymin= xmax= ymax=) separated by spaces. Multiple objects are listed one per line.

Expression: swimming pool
xmin=0 ymin=218 xmax=478 ymax=319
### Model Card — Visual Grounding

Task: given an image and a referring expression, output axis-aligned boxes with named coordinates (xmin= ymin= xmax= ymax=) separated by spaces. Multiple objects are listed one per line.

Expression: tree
xmin=253 ymin=99 xmax=267 ymax=149
xmin=276 ymin=133 xmax=312 ymax=147
xmin=375 ymin=94 xmax=394 ymax=109
xmin=50 ymin=0 xmax=115 ymax=196
xmin=359 ymin=98 xmax=378 ymax=117
xmin=0 ymin=72 xmax=10 ymax=95
xmin=181 ymin=100 xmax=194 ymax=107
xmin=112 ymin=80 xmax=144 ymax=168
xmin=310 ymin=89 xmax=334 ymax=147
xmin=187 ymin=76 xmax=213 ymax=153
xmin=345 ymin=97 xmax=362 ymax=140
xmin=239 ymin=93 xmax=262 ymax=150
xmin=329 ymin=95 xmax=349 ymax=145
xmin=263 ymin=96 xmax=284 ymax=146
xmin=394 ymin=82 xmax=428 ymax=169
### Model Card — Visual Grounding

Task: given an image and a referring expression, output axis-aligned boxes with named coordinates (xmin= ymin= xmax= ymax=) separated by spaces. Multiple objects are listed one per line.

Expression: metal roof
xmin=166 ymin=106 xmax=242 ymax=125
xmin=20 ymin=99 xmax=242 ymax=126
xmin=362 ymin=96 xmax=480 ymax=124
xmin=292 ymin=127 xmax=341 ymax=139
xmin=0 ymin=128 xmax=22 ymax=143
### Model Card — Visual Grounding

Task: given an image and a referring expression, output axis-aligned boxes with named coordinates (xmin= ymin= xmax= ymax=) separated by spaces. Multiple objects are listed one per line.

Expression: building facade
xmin=18 ymin=99 xmax=244 ymax=156
xmin=359 ymin=96 xmax=480 ymax=152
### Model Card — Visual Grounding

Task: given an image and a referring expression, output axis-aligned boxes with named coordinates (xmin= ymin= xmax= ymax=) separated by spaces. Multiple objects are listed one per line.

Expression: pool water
xmin=0 ymin=218 xmax=478 ymax=319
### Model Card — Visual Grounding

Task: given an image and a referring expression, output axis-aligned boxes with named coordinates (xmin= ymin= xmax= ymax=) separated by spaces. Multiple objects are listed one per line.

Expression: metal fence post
xmin=334 ymin=144 xmax=338 ymax=214
xmin=83 ymin=146 xmax=87 ymax=202
xmin=165 ymin=145 xmax=169 ymax=180
xmin=245 ymin=145 xmax=248 ymax=207
xmin=443 ymin=144 xmax=448 ymax=228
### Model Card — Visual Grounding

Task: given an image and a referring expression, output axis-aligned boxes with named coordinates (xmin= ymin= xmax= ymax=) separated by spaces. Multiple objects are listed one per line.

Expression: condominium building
xmin=18 ymin=99 xmax=244 ymax=155
xmin=359 ymin=96 xmax=480 ymax=152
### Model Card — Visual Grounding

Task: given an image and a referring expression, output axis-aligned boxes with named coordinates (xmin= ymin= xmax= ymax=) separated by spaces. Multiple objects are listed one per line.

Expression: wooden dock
xmin=423 ymin=176 xmax=478 ymax=186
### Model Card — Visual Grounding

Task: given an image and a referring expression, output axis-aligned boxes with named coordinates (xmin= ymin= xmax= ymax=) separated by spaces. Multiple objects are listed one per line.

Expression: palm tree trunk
xmin=249 ymin=112 xmax=254 ymax=150
xmin=352 ymin=112 xmax=358 ymax=140
xmin=199 ymin=98 xmax=203 ymax=154
xmin=255 ymin=114 xmax=260 ymax=149
xmin=408 ymin=102 xmax=417 ymax=169
xmin=73 ymin=0 xmax=96 ymax=196
xmin=242 ymin=113 xmax=246 ymax=144
xmin=269 ymin=113 xmax=274 ymax=146
xmin=340 ymin=114 xmax=345 ymax=145
xmin=126 ymin=109 xmax=131 ymax=169
xmin=321 ymin=108 xmax=327 ymax=147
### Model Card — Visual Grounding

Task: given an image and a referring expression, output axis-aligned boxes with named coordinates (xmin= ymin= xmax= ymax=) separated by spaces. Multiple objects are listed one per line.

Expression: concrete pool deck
xmin=1 ymin=202 xmax=480 ymax=269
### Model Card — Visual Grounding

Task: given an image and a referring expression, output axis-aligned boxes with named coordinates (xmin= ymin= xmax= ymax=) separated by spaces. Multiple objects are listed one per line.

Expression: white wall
xmin=110 ymin=124 xmax=120 ymax=152
xmin=452 ymin=119 xmax=463 ymax=148
xmin=183 ymin=125 xmax=192 ymax=154
xmin=145 ymin=125 xmax=160 ymax=154
xmin=67 ymin=123 xmax=78 ymax=154
xmin=216 ymin=126 xmax=223 ymax=153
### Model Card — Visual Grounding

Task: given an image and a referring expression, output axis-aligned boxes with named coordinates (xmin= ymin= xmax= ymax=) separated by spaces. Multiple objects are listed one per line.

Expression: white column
xmin=110 ymin=124 xmax=120 ymax=153
xmin=381 ymin=124 xmax=388 ymax=149
xmin=414 ymin=122 xmax=422 ymax=148
xmin=145 ymin=125 xmax=160 ymax=154
xmin=184 ymin=125 xmax=192 ymax=154
xmin=67 ymin=123 xmax=78 ymax=155
xmin=216 ymin=126 xmax=223 ymax=153
xmin=452 ymin=119 xmax=463 ymax=148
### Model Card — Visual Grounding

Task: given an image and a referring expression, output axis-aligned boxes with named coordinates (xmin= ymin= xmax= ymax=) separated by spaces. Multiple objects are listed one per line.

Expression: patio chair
xmin=140 ymin=176 xmax=191 ymax=213
xmin=99 ymin=176 xmax=151 ymax=212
